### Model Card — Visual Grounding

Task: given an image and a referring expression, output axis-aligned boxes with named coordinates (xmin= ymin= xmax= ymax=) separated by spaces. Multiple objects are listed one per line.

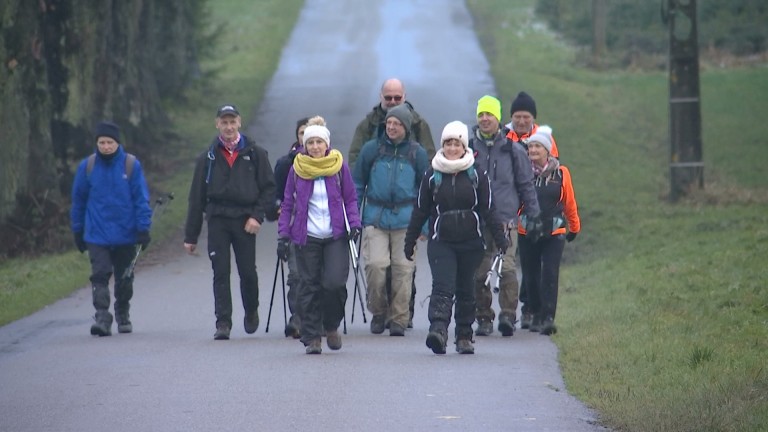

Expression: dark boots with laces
xmin=455 ymin=327 xmax=475 ymax=354
xmin=90 ymin=310 xmax=113 ymax=337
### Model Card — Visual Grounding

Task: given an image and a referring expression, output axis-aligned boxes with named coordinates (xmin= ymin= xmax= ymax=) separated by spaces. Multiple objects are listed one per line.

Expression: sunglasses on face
xmin=383 ymin=95 xmax=403 ymax=102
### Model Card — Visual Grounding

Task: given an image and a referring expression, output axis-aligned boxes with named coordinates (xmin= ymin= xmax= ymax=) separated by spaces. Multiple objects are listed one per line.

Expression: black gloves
xmin=566 ymin=232 xmax=578 ymax=243
xmin=136 ymin=231 xmax=151 ymax=250
xmin=265 ymin=201 xmax=280 ymax=222
xmin=277 ymin=238 xmax=290 ymax=261
xmin=404 ymin=242 xmax=415 ymax=261
xmin=348 ymin=227 xmax=361 ymax=244
xmin=74 ymin=231 xmax=86 ymax=253
xmin=525 ymin=215 xmax=544 ymax=242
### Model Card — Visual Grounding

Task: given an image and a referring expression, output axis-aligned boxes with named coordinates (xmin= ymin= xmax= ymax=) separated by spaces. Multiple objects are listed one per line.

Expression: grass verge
xmin=466 ymin=1 xmax=768 ymax=431
xmin=0 ymin=0 xmax=304 ymax=326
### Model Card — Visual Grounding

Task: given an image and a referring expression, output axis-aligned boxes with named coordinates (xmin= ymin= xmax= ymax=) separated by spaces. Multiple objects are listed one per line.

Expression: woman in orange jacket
xmin=517 ymin=129 xmax=580 ymax=335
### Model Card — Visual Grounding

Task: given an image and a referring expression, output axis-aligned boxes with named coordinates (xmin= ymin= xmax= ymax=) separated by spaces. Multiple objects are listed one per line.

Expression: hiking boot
xmin=214 ymin=322 xmax=231 ymax=340
xmin=116 ymin=315 xmax=133 ymax=334
xmin=244 ymin=311 xmax=259 ymax=334
xmin=284 ymin=315 xmax=301 ymax=339
xmin=425 ymin=331 xmax=447 ymax=355
xmin=475 ymin=320 xmax=493 ymax=336
xmin=520 ymin=312 xmax=534 ymax=330
xmin=90 ymin=311 xmax=112 ymax=337
xmin=326 ymin=329 xmax=342 ymax=350
xmin=370 ymin=315 xmax=386 ymax=334
xmin=498 ymin=315 xmax=515 ymax=337
xmin=305 ymin=338 xmax=322 ymax=354
xmin=389 ymin=322 xmax=405 ymax=336
xmin=529 ymin=316 xmax=542 ymax=333
xmin=455 ymin=338 xmax=475 ymax=354
xmin=540 ymin=316 xmax=557 ymax=336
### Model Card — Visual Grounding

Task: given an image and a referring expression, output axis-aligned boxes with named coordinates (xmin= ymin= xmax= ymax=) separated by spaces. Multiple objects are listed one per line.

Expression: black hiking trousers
xmin=207 ymin=216 xmax=259 ymax=328
xmin=426 ymin=238 xmax=484 ymax=337
xmin=295 ymin=236 xmax=349 ymax=345
xmin=88 ymin=243 xmax=135 ymax=314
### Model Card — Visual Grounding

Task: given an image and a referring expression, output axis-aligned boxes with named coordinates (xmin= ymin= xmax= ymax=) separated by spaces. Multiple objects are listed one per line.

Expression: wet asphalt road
xmin=0 ymin=1 xmax=608 ymax=431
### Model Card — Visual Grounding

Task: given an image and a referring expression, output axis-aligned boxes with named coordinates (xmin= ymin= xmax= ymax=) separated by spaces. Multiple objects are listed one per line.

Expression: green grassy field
xmin=466 ymin=1 xmax=768 ymax=431
xmin=1 ymin=1 xmax=766 ymax=430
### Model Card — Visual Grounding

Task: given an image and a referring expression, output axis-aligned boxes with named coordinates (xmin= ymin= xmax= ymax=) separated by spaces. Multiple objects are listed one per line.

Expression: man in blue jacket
xmin=352 ymin=105 xmax=429 ymax=336
xmin=71 ymin=121 xmax=153 ymax=337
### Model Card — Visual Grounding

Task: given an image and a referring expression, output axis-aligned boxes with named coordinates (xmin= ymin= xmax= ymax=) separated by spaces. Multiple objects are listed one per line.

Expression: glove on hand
xmin=277 ymin=238 xmax=290 ymax=261
xmin=566 ymin=232 xmax=578 ymax=243
xmin=74 ymin=231 xmax=86 ymax=253
xmin=404 ymin=242 xmax=415 ymax=261
xmin=136 ymin=231 xmax=151 ymax=250
xmin=348 ymin=227 xmax=362 ymax=244
xmin=265 ymin=202 xmax=280 ymax=222
xmin=525 ymin=215 xmax=544 ymax=242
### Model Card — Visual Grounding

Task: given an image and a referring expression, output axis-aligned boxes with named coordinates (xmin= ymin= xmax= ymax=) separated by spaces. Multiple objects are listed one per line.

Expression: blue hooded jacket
xmin=70 ymin=146 xmax=152 ymax=246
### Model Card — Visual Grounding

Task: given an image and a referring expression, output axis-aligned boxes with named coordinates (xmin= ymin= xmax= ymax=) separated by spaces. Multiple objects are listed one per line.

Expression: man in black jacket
xmin=184 ymin=104 xmax=276 ymax=340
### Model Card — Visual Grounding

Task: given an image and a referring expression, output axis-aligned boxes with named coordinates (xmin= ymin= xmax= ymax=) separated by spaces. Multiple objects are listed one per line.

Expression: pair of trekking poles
xmin=121 ymin=192 xmax=175 ymax=281
xmin=485 ymin=225 xmax=516 ymax=293
xmin=265 ymin=201 xmax=368 ymax=335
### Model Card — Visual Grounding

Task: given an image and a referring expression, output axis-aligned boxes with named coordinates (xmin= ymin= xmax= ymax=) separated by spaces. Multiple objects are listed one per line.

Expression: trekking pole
xmin=265 ymin=255 xmax=280 ymax=333
xmin=351 ymin=236 xmax=368 ymax=323
xmin=484 ymin=251 xmax=504 ymax=293
xmin=342 ymin=201 xmax=368 ymax=324
xmin=349 ymin=196 xmax=368 ymax=323
xmin=122 ymin=192 xmax=174 ymax=281
xmin=280 ymin=258 xmax=287 ymax=327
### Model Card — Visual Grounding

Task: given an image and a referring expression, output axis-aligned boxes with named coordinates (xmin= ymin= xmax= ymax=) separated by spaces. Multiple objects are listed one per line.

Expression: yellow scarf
xmin=293 ymin=149 xmax=344 ymax=179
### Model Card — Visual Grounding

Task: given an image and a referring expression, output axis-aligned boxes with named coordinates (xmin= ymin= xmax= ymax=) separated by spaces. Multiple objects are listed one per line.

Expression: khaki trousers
xmin=362 ymin=226 xmax=415 ymax=327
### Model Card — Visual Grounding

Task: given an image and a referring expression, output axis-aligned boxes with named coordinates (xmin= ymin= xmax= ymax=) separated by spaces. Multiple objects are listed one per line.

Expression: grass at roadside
xmin=0 ymin=0 xmax=304 ymax=326
xmin=466 ymin=1 xmax=768 ymax=431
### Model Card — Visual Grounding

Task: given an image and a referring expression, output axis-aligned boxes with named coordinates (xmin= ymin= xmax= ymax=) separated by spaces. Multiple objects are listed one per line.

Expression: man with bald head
xmin=348 ymin=78 xmax=435 ymax=166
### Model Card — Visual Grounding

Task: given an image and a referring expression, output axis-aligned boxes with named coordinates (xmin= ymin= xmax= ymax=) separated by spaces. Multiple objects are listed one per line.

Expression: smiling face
xmin=216 ymin=114 xmax=241 ymax=141
xmin=385 ymin=117 xmax=406 ymax=141
xmin=527 ymin=141 xmax=549 ymax=166
xmin=442 ymin=138 xmax=465 ymax=161
xmin=305 ymin=137 xmax=328 ymax=158
xmin=477 ymin=112 xmax=499 ymax=135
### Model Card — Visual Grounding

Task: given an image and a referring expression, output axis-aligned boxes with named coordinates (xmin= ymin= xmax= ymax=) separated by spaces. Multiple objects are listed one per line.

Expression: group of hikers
xmin=70 ymin=77 xmax=581 ymax=356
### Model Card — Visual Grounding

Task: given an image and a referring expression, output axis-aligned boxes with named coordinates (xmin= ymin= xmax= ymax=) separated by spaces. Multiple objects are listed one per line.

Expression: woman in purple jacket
xmin=277 ymin=116 xmax=361 ymax=354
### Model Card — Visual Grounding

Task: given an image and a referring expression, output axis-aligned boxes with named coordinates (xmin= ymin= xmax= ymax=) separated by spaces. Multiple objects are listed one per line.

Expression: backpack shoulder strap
xmin=124 ymin=153 xmax=136 ymax=179
xmin=86 ymin=154 xmax=96 ymax=176
xmin=86 ymin=153 xmax=136 ymax=178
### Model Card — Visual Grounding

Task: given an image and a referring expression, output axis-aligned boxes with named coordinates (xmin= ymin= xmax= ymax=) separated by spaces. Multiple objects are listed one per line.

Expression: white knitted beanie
xmin=440 ymin=121 xmax=469 ymax=149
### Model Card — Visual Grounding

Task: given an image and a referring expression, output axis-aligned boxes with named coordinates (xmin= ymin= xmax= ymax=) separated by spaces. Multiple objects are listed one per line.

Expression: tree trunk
xmin=0 ymin=0 xmax=205 ymax=257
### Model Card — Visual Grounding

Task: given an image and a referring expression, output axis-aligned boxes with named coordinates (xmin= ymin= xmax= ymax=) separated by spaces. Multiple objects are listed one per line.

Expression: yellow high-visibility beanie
xmin=476 ymin=95 xmax=502 ymax=123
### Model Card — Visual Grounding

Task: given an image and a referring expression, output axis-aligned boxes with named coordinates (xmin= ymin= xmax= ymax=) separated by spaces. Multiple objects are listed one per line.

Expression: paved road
xmin=0 ymin=1 xmax=607 ymax=431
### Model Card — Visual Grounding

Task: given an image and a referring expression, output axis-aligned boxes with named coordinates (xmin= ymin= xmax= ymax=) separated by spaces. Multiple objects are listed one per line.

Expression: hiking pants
xmin=88 ymin=243 xmax=135 ymax=315
xmin=427 ymin=238 xmax=484 ymax=338
xmin=207 ymin=216 xmax=259 ymax=327
xmin=362 ymin=227 xmax=415 ymax=328
xmin=295 ymin=236 xmax=349 ymax=344
xmin=518 ymin=234 xmax=565 ymax=320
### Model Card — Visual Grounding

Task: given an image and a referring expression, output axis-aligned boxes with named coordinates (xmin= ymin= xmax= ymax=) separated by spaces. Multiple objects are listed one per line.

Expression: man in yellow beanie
xmin=469 ymin=95 xmax=542 ymax=337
